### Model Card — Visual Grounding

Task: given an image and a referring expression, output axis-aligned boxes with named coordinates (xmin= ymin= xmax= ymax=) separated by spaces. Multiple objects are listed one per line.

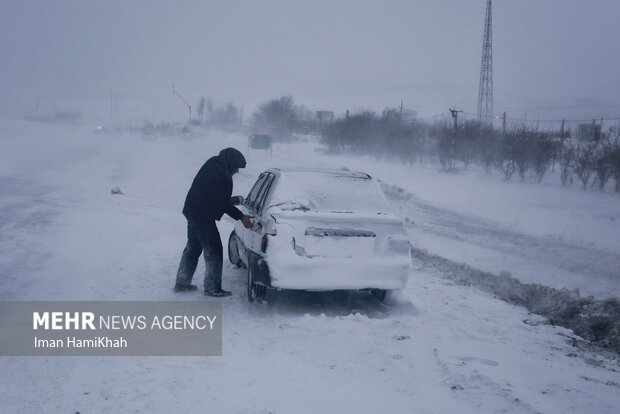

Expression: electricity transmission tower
xmin=477 ymin=0 xmax=493 ymax=123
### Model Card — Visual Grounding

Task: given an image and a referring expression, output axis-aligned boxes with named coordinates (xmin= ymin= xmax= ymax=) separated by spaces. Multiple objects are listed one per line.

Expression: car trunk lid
xmin=271 ymin=210 xmax=405 ymax=259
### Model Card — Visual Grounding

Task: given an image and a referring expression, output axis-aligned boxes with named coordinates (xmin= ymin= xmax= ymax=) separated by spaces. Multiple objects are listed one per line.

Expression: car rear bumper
xmin=266 ymin=256 xmax=410 ymax=291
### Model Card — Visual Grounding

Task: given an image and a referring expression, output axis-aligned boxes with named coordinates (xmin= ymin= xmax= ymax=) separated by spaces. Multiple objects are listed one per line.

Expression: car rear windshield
xmin=268 ymin=172 xmax=391 ymax=214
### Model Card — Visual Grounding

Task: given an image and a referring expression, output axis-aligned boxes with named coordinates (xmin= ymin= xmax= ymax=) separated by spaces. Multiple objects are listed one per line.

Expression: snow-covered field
xmin=1 ymin=119 xmax=619 ymax=413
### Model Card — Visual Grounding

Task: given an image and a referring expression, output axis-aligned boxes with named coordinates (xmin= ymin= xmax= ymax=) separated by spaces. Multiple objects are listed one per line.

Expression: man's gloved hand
xmin=241 ymin=215 xmax=255 ymax=229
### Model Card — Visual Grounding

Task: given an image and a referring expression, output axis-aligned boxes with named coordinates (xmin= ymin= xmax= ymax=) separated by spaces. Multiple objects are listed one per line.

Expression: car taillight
xmin=387 ymin=238 xmax=410 ymax=255
xmin=261 ymin=234 xmax=269 ymax=253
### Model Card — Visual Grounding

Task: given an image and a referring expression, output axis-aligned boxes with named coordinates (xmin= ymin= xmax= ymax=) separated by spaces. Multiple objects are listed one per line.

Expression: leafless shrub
xmin=574 ymin=142 xmax=597 ymax=190
xmin=322 ymin=111 xmax=376 ymax=154
xmin=253 ymin=96 xmax=296 ymax=140
xmin=430 ymin=117 xmax=455 ymax=170
xmin=203 ymin=98 xmax=242 ymax=131
xmin=530 ymin=134 xmax=560 ymax=183
xmin=606 ymin=137 xmax=620 ymax=193
xmin=591 ymin=140 xmax=614 ymax=191
xmin=559 ymin=140 xmax=575 ymax=186
xmin=494 ymin=133 xmax=518 ymax=181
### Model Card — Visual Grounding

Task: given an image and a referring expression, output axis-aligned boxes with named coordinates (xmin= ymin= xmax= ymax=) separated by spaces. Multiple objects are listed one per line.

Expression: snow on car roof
xmin=267 ymin=168 xmax=391 ymax=214
xmin=270 ymin=167 xmax=371 ymax=179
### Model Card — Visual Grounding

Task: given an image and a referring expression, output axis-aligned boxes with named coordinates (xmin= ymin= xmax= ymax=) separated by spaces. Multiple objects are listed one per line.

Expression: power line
xmin=494 ymin=104 xmax=620 ymax=111
xmin=417 ymin=112 xmax=448 ymax=120
xmin=462 ymin=111 xmax=620 ymax=124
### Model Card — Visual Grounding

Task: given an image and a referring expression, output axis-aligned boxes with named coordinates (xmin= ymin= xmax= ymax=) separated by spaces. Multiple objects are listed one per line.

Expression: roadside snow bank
xmin=411 ymin=247 xmax=620 ymax=354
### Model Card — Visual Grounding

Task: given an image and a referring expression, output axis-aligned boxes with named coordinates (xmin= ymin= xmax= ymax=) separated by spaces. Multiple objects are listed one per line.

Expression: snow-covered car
xmin=228 ymin=168 xmax=411 ymax=302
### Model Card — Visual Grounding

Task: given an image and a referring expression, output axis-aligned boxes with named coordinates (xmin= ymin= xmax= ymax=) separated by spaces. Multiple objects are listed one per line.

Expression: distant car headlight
xmin=386 ymin=237 xmax=410 ymax=255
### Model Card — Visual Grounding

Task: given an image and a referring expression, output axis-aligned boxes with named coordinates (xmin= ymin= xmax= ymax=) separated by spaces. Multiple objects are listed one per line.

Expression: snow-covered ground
xmin=1 ymin=120 xmax=619 ymax=413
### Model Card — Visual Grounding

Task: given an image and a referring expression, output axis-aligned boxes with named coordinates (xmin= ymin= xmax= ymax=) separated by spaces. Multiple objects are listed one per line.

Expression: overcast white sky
xmin=1 ymin=0 xmax=619 ymax=123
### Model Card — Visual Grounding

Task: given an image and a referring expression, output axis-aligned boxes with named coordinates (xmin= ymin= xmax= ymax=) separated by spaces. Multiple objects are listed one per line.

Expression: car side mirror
xmin=230 ymin=195 xmax=245 ymax=206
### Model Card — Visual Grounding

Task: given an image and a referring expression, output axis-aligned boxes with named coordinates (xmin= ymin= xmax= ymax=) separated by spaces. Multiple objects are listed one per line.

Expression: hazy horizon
xmin=2 ymin=0 xmax=619 ymax=125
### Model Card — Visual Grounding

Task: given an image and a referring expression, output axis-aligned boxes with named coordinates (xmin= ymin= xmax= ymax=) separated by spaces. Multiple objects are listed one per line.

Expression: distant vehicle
xmin=228 ymin=168 xmax=411 ymax=302
xmin=247 ymin=134 xmax=273 ymax=161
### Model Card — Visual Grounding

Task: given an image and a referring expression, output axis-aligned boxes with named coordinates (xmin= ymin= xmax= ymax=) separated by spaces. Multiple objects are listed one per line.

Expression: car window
xmin=268 ymin=173 xmax=391 ymax=213
xmin=246 ymin=173 xmax=267 ymax=211
xmin=255 ymin=173 xmax=275 ymax=214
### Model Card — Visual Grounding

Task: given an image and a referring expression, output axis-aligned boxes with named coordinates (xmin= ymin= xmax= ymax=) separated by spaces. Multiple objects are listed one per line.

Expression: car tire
xmin=227 ymin=231 xmax=243 ymax=267
xmin=247 ymin=255 xmax=267 ymax=303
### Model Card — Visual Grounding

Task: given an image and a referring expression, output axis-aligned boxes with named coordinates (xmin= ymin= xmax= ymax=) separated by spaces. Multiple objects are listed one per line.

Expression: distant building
xmin=577 ymin=122 xmax=602 ymax=141
xmin=316 ymin=111 xmax=334 ymax=123
xmin=401 ymin=109 xmax=417 ymax=123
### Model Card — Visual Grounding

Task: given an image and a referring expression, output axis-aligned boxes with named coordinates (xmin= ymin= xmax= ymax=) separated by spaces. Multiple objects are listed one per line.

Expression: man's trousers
xmin=175 ymin=219 xmax=223 ymax=291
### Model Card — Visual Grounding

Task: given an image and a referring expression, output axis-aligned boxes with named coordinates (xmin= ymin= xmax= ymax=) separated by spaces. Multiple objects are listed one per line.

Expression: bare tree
xmin=201 ymin=98 xmax=242 ymax=131
xmin=476 ymin=123 xmax=499 ymax=174
xmin=494 ymin=125 xmax=528 ymax=181
xmin=530 ymin=133 xmax=558 ymax=183
xmin=453 ymin=119 xmax=480 ymax=170
xmin=559 ymin=140 xmax=575 ymax=186
xmin=430 ymin=117 xmax=456 ymax=170
xmin=612 ymin=141 xmax=620 ymax=193
xmin=253 ymin=96 xmax=297 ymax=140
xmin=493 ymin=133 xmax=514 ymax=180
xmin=494 ymin=143 xmax=516 ymax=180
xmin=574 ymin=142 xmax=597 ymax=190
xmin=322 ymin=111 xmax=376 ymax=154
xmin=591 ymin=140 xmax=614 ymax=191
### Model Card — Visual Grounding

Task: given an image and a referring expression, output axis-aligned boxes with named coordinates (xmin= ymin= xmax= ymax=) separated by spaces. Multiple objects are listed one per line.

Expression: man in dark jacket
xmin=174 ymin=148 xmax=254 ymax=296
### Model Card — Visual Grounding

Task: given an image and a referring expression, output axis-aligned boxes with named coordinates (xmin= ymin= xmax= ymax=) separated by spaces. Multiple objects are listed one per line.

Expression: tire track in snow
xmin=0 ymin=176 xmax=58 ymax=299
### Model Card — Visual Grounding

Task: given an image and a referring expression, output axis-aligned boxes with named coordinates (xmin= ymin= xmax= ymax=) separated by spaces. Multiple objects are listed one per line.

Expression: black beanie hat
xmin=219 ymin=147 xmax=246 ymax=174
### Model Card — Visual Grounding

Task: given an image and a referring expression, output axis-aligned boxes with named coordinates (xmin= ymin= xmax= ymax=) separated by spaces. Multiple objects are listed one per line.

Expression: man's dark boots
xmin=174 ymin=283 xmax=198 ymax=292
xmin=204 ymin=288 xmax=232 ymax=297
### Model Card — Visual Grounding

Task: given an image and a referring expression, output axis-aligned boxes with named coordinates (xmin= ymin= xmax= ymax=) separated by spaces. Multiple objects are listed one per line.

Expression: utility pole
xmin=449 ymin=108 xmax=463 ymax=167
xmin=173 ymin=83 xmax=192 ymax=122
xmin=502 ymin=111 xmax=507 ymax=135
xmin=449 ymin=108 xmax=462 ymax=130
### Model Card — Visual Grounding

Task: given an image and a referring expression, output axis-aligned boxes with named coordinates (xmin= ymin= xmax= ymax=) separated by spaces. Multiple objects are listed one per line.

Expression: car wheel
xmin=247 ymin=256 xmax=267 ymax=303
xmin=227 ymin=231 xmax=243 ymax=266
xmin=371 ymin=289 xmax=388 ymax=302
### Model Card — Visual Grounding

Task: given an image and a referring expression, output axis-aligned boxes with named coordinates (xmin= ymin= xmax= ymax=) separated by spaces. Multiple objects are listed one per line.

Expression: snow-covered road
xmin=1 ymin=121 xmax=618 ymax=413
xmin=383 ymin=183 xmax=620 ymax=300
